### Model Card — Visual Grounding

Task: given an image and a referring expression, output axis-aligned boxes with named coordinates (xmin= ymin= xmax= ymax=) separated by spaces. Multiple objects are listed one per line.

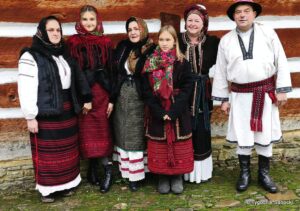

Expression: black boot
xmin=258 ymin=155 xmax=278 ymax=193
xmin=100 ymin=164 xmax=113 ymax=193
xmin=129 ymin=181 xmax=138 ymax=192
xmin=87 ymin=159 xmax=100 ymax=186
xmin=236 ymin=155 xmax=251 ymax=192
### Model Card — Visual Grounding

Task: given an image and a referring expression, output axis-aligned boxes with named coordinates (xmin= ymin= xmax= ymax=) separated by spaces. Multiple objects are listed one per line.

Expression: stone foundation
xmin=1 ymin=128 xmax=300 ymax=191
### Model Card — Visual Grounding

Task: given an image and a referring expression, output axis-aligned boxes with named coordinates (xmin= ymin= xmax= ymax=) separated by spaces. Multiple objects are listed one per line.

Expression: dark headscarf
xmin=32 ymin=16 xmax=65 ymax=57
xmin=125 ymin=17 xmax=153 ymax=73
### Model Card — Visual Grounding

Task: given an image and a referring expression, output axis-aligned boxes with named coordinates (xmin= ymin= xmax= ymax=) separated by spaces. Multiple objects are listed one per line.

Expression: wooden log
xmin=1 ymin=98 xmax=299 ymax=133
xmin=0 ymin=34 xmax=128 ymax=68
xmin=0 ymin=118 xmax=27 ymax=133
xmin=1 ymin=28 xmax=300 ymax=68
xmin=160 ymin=12 xmax=181 ymax=33
xmin=1 ymin=0 xmax=300 ymax=22
xmin=291 ymin=72 xmax=300 ymax=87
xmin=211 ymin=98 xmax=300 ymax=124
xmin=0 ymin=83 xmax=19 ymax=108
xmin=1 ymin=73 xmax=300 ymax=108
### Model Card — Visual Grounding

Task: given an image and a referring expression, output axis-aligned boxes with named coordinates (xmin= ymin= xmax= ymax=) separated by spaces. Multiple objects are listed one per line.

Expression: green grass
xmin=0 ymin=161 xmax=299 ymax=210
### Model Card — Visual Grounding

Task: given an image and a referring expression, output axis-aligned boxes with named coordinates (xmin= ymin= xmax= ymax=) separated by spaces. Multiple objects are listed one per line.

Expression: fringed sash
xmin=231 ymin=76 xmax=276 ymax=132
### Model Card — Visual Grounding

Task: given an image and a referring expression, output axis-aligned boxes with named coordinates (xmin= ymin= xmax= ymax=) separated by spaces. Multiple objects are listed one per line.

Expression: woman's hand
xmin=82 ymin=102 xmax=92 ymax=115
xmin=221 ymin=101 xmax=230 ymax=115
xmin=163 ymin=114 xmax=171 ymax=121
xmin=107 ymin=103 xmax=114 ymax=118
xmin=27 ymin=119 xmax=38 ymax=133
xmin=276 ymin=93 xmax=287 ymax=107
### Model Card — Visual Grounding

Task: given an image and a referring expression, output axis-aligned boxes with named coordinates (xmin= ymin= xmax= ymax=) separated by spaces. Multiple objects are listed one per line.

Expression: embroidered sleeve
xmin=18 ymin=52 xmax=38 ymax=119
xmin=276 ymin=87 xmax=292 ymax=93
xmin=212 ymin=96 xmax=229 ymax=102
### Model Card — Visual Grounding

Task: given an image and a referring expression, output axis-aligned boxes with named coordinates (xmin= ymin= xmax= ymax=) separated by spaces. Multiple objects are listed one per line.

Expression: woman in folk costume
xmin=142 ymin=25 xmax=194 ymax=194
xmin=18 ymin=16 xmax=92 ymax=202
xmin=112 ymin=17 xmax=155 ymax=191
xmin=67 ymin=5 xmax=114 ymax=193
xmin=179 ymin=4 xmax=220 ymax=183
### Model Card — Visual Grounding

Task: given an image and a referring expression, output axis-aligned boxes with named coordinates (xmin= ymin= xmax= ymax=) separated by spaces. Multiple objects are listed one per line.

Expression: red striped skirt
xmin=147 ymin=139 xmax=194 ymax=175
xmin=79 ymin=83 xmax=113 ymax=158
xmin=30 ymin=89 xmax=80 ymax=186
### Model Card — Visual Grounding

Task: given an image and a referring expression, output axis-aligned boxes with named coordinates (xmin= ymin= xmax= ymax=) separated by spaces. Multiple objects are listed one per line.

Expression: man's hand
xmin=221 ymin=101 xmax=230 ymax=115
xmin=276 ymin=93 xmax=287 ymax=107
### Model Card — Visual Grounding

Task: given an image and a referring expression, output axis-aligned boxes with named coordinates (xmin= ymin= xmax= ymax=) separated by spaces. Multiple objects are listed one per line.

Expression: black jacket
xmin=142 ymin=59 xmax=193 ymax=140
xmin=111 ymin=39 xmax=156 ymax=103
xmin=21 ymin=48 xmax=92 ymax=116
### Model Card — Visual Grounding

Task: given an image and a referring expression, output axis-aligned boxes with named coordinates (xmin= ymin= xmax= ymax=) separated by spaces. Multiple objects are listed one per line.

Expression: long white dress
xmin=212 ymin=22 xmax=292 ymax=148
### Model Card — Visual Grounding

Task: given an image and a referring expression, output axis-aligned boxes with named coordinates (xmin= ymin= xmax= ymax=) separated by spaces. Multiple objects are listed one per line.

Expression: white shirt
xmin=212 ymin=22 xmax=292 ymax=100
xmin=18 ymin=52 xmax=71 ymax=119
xmin=125 ymin=60 xmax=133 ymax=75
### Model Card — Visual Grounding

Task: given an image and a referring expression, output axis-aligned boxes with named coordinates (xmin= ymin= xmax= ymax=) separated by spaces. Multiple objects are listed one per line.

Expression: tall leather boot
xmin=100 ymin=164 xmax=112 ymax=193
xmin=87 ymin=158 xmax=100 ymax=186
xmin=258 ymin=155 xmax=278 ymax=193
xmin=129 ymin=181 xmax=138 ymax=192
xmin=236 ymin=155 xmax=251 ymax=192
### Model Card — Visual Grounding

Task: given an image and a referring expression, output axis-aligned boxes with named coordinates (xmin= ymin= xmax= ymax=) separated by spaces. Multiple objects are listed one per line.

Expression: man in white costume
xmin=212 ymin=0 xmax=292 ymax=193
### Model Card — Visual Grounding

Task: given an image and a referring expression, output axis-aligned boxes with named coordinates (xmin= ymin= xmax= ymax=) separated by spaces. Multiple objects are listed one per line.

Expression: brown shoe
xmin=62 ymin=189 xmax=75 ymax=197
xmin=41 ymin=195 xmax=55 ymax=203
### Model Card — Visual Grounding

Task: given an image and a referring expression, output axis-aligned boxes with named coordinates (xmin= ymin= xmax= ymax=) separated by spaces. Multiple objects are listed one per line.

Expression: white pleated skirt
xmin=36 ymin=174 xmax=81 ymax=196
xmin=184 ymin=155 xmax=213 ymax=183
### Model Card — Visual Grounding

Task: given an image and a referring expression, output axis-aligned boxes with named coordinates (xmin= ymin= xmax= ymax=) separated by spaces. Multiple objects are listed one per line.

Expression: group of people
xmin=17 ymin=0 xmax=292 ymax=203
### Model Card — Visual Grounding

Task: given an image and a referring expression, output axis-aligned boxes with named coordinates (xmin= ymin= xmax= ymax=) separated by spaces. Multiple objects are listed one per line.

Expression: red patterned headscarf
xmin=75 ymin=9 xmax=104 ymax=36
xmin=67 ymin=5 xmax=112 ymax=70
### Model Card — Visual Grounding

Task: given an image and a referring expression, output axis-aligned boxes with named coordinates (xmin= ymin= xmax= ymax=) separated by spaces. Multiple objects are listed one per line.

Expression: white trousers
xmin=236 ymin=144 xmax=273 ymax=157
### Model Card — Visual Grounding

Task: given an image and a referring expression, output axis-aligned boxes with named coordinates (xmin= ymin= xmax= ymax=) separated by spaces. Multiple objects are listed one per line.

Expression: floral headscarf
xmin=143 ymin=46 xmax=176 ymax=100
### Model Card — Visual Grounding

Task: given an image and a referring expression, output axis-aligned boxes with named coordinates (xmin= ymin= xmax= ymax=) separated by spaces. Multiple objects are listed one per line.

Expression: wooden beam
xmin=292 ymin=72 xmax=300 ymax=88
xmin=0 ymin=118 xmax=26 ymax=133
xmin=1 ymin=0 xmax=300 ymax=22
xmin=1 ymin=28 xmax=300 ymax=68
xmin=1 ymin=98 xmax=299 ymax=133
xmin=211 ymin=98 xmax=300 ymax=124
xmin=1 ymin=79 xmax=299 ymax=108
xmin=0 ymin=83 xmax=19 ymax=108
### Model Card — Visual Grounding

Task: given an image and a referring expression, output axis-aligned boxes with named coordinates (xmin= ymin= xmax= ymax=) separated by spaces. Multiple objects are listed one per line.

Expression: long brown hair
xmin=158 ymin=25 xmax=185 ymax=62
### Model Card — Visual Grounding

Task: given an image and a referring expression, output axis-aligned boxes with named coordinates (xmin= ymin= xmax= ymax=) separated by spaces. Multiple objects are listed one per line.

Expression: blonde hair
xmin=158 ymin=25 xmax=185 ymax=62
